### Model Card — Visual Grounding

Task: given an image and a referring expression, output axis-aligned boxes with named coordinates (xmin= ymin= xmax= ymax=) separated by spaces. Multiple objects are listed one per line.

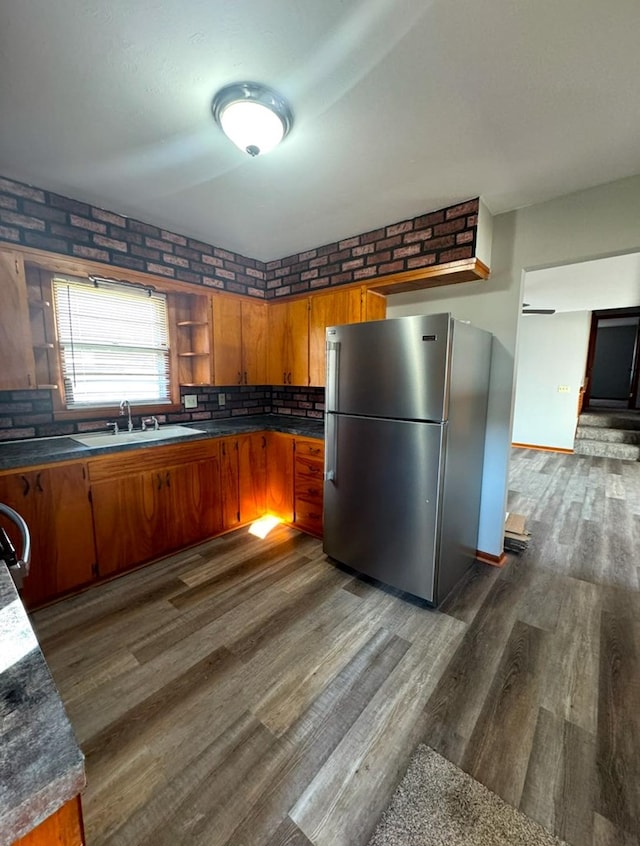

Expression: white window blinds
xmin=52 ymin=277 xmax=171 ymax=408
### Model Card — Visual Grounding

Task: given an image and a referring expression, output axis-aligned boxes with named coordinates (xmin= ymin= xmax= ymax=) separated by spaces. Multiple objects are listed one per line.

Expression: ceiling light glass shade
xmin=212 ymin=82 xmax=293 ymax=157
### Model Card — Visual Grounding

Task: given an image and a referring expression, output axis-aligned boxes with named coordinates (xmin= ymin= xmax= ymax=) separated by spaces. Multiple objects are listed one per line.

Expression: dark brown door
xmin=584 ymin=307 xmax=640 ymax=410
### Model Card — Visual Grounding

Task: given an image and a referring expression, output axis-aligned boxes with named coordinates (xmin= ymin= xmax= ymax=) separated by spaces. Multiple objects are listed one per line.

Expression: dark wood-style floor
xmin=32 ymin=449 xmax=640 ymax=846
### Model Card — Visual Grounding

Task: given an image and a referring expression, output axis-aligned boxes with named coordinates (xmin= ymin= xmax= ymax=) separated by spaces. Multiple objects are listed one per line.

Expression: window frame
xmin=33 ymin=269 xmax=182 ymax=421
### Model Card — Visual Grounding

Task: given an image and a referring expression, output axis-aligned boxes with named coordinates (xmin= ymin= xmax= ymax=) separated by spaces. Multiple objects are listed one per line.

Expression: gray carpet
xmin=368 ymin=746 xmax=567 ymax=846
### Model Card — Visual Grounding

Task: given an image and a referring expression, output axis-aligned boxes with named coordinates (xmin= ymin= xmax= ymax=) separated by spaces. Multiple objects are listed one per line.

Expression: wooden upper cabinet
xmin=241 ymin=299 xmax=268 ymax=384
xmin=308 ymin=288 xmax=362 ymax=387
xmin=268 ymin=299 xmax=309 ymax=386
xmin=212 ymin=295 xmax=242 ymax=385
xmin=0 ymin=250 xmax=36 ymax=391
xmin=212 ymin=295 xmax=268 ymax=385
xmin=172 ymin=292 xmax=213 ymax=388
xmin=362 ymin=287 xmax=387 ymax=322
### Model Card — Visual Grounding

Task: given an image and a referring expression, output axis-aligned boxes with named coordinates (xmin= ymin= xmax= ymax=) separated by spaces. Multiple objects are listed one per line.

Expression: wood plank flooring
xmin=31 ymin=448 xmax=640 ymax=846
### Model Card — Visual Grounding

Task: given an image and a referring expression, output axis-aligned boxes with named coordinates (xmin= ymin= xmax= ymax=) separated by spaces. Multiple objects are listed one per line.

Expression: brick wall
xmin=265 ymin=199 xmax=479 ymax=298
xmin=0 ymin=385 xmax=326 ymax=441
xmin=0 ymin=176 xmax=267 ymax=297
xmin=0 ymin=174 xmax=479 ymax=300
xmin=271 ymin=387 xmax=325 ymax=419
xmin=0 ymin=386 xmax=273 ymax=442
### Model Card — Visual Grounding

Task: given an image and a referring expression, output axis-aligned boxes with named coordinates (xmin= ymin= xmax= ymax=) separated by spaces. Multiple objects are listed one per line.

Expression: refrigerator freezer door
xmin=323 ymin=414 xmax=444 ymax=603
xmin=325 ymin=313 xmax=451 ymax=421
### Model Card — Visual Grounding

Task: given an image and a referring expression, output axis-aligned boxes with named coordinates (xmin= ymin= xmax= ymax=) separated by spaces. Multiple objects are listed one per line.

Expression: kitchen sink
xmin=70 ymin=425 xmax=205 ymax=448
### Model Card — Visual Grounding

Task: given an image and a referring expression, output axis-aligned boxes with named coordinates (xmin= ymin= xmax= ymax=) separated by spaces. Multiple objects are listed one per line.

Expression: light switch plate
xmin=557 ymin=385 xmax=570 ymax=393
xmin=218 ymin=393 xmax=226 ymax=407
xmin=183 ymin=394 xmax=198 ymax=409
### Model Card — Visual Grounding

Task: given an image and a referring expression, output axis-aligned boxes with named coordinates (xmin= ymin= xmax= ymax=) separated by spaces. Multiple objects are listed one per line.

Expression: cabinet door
xmin=241 ymin=300 xmax=268 ymax=385
xmin=220 ymin=437 xmax=241 ymax=530
xmin=265 ymin=432 xmax=294 ymax=522
xmin=47 ymin=463 xmax=96 ymax=594
xmin=362 ymin=287 xmax=387 ymax=322
xmin=308 ymin=288 xmax=362 ymax=386
xmin=0 ymin=250 xmax=36 ymax=390
xmin=0 ymin=471 xmax=53 ymax=607
xmin=268 ymin=300 xmax=309 ymax=386
xmin=0 ymin=463 xmax=95 ymax=608
xmin=166 ymin=453 xmax=223 ymax=548
xmin=238 ymin=433 xmax=267 ymax=524
xmin=91 ymin=472 xmax=156 ymax=577
xmin=212 ymin=295 xmax=243 ymax=385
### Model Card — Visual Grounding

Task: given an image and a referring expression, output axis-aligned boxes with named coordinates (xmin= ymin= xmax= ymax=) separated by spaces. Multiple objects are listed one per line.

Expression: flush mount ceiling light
xmin=211 ymin=82 xmax=293 ymax=157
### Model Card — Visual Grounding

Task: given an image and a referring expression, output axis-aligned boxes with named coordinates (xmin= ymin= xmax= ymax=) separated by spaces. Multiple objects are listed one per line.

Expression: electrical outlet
xmin=183 ymin=394 xmax=198 ymax=409
xmin=218 ymin=393 xmax=226 ymax=407
xmin=557 ymin=385 xmax=570 ymax=393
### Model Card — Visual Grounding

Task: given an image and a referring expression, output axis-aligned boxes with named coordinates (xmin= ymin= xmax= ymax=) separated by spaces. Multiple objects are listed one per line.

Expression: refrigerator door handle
xmin=326 ymin=339 xmax=340 ymax=412
xmin=324 ymin=413 xmax=337 ymax=482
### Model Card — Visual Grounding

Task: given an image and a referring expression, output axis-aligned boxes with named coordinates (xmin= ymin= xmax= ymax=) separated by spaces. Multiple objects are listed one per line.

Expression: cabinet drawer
xmin=294 ymin=496 xmax=323 ymax=536
xmin=295 ymin=438 xmax=324 ymax=460
xmin=294 ymin=454 xmax=324 ymax=481
xmin=295 ymin=479 xmax=323 ymax=501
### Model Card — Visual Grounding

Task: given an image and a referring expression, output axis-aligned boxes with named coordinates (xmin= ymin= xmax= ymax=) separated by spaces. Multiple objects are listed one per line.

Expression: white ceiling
xmin=523 ymin=252 xmax=640 ymax=313
xmin=1 ymin=0 xmax=640 ymax=262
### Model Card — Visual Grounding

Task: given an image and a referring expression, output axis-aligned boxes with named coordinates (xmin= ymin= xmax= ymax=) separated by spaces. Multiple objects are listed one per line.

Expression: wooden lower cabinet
xmin=0 ymin=462 xmax=95 ymax=609
xmin=13 ymin=796 xmax=85 ymax=846
xmin=1 ymin=430 xmax=322 ymax=606
xmin=219 ymin=437 xmax=241 ymax=531
xmin=238 ymin=432 xmax=267 ymax=524
xmin=265 ymin=432 xmax=294 ymax=522
xmin=89 ymin=440 xmax=222 ymax=577
xmin=293 ymin=438 xmax=325 ymax=537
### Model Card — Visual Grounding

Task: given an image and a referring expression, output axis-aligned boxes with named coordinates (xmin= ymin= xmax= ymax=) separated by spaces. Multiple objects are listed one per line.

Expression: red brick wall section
xmin=0 ymin=174 xmax=479 ymax=299
xmin=264 ymin=199 xmax=479 ymax=298
xmin=0 ymin=386 xmax=273 ymax=442
xmin=270 ymin=387 xmax=325 ymax=420
xmin=0 ymin=176 xmax=267 ymax=297
xmin=0 ymin=385 xmax=325 ymax=441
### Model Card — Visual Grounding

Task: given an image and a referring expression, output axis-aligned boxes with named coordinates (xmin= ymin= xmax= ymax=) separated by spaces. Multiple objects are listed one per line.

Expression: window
xmin=52 ymin=277 xmax=171 ymax=408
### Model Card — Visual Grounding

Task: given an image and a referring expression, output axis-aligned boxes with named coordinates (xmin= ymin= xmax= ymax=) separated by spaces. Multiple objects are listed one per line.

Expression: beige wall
xmin=387 ymin=173 xmax=640 ymax=555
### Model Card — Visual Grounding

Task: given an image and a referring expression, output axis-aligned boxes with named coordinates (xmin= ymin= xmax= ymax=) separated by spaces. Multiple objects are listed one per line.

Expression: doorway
xmin=583 ymin=307 xmax=640 ymax=410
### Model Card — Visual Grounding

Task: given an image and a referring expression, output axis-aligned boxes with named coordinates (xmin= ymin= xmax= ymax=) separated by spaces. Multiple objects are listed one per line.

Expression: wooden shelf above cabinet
xmin=366 ymin=257 xmax=490 ymax=296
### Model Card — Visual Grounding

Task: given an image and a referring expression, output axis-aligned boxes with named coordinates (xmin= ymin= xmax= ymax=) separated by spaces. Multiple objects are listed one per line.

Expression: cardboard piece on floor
xmin=504 ymin=512 xmax=531 ymax=552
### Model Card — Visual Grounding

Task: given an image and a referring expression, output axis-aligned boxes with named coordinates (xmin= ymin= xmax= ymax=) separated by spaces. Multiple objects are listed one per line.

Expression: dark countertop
xmin=0 ymin=564 xmax=85 ymax=845
xmin=0 ymin=414 xmax=325 ymax=472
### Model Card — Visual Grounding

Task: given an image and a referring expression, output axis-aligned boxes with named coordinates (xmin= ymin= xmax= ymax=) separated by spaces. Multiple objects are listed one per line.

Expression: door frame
xmin=583 ymin=306 xmax=640 ymax=410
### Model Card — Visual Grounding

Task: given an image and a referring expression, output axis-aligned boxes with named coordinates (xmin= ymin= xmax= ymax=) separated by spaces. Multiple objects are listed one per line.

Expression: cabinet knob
xmin=35 ymin=473 xmax=43 ymax=493
xmin=20 ymin=475 xmax=30 ymax=496
xmin=244 ymin=371 xmax=248 ymax=385
xmin=165 ymin=471 xmax=171 ymax=488
xmin=237 ymin=371 xmax=242 ymax=384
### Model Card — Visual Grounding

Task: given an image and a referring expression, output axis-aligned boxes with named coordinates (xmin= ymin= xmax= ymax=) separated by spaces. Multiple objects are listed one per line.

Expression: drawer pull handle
xmin=20 ymin=475 xmax=30 ymax=496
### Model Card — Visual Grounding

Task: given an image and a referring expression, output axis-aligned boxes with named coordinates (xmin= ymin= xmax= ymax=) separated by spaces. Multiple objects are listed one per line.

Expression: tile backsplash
xmin=0 ymin=385 xmax=325 ymax=442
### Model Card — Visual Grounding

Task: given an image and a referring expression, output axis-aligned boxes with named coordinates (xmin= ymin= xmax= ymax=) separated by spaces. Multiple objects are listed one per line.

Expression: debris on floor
xmin=504 ymin=512 xmax=531 ymax=552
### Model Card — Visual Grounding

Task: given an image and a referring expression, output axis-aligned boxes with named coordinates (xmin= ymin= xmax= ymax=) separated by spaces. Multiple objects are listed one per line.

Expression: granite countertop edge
xmin=0 ymin=414 xmax=325 ymax=471
xmin=0 ymin=564 xmax=86 ymax=846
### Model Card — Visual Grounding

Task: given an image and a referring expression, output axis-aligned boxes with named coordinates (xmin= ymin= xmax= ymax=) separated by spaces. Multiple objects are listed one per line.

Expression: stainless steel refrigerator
xmin=323 ymin=313 xmax=491 ymax=606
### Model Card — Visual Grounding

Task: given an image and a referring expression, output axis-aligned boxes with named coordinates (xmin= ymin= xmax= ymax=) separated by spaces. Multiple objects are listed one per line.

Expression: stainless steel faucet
xmin=119 ymin=399 xmax=133 ymax=432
